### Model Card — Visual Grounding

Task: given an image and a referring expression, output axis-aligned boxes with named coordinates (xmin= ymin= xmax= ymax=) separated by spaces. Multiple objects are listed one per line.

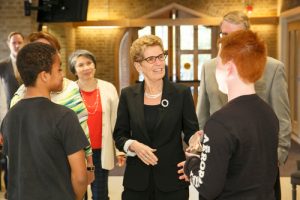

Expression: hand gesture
xmin=129 ymin=141 xmax=158 ymax=166
xmin=116 ymin=155 xmax=126 ymax=167
xmin=177 ymin=161 xmax=189 ymax=182
xmin=186 ymin=130 xmax=203 ymax=153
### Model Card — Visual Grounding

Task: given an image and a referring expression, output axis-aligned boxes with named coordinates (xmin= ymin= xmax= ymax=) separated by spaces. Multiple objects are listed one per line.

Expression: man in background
xmin=0 ymin=32 xmax=24 ymax=197
xmin=0 ymin=42 xmax=89 ymax=200
xmin=0 ymin=32 xmax=24 ymax=124
xmin=196 ymin=11 xmax=291 ymax=199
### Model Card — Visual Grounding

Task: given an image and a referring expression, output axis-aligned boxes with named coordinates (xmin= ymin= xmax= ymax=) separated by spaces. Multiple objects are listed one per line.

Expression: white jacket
xmin=96 ymin=79 xmax=123 ymax=170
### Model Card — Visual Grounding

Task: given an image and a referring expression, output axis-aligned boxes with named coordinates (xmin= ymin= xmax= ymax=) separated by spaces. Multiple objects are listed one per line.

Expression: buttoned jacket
xmin=113 ymin=78 xmax=199 ymax=191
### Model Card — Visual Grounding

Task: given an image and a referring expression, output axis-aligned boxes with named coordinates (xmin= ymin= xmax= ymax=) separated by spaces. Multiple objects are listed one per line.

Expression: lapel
xmin=131 ymin=79 xmax=175 ymax=144
xmin=154 ymin=78 xmax=174 ymax=131
xmin=219 ymin=91 xmax=228 ymax=106
xmin=2 ymin=58 xmax=19 ymax=102
xmin=97 ymin=79 xmax=107 ymax=115
xmin=132 ymin=82 xmax=151 ymax=143
xmin=210 ymin=59 xmax=228 ymax=105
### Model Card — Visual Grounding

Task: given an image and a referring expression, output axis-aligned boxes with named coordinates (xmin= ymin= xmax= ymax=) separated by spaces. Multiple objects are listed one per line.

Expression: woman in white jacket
xmin=69 ymin=49 xmax=125 ymax=200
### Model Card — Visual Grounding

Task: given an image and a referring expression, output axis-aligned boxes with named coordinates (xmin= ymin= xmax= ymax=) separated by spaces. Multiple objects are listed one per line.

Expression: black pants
xmin=91 ymin=149 xmax=109 ymax=200
xmin=122 ymin=169 xmax=188 ymax=200
xmin=122 ymin=187 xmax=189 ymax=200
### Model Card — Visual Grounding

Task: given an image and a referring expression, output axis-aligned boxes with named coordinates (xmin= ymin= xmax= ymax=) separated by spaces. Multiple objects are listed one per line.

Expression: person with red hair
xmin=179 ymin=30 xmax=279 ymax=199
xmin=195 ymin=11 xmax=290 ymax=199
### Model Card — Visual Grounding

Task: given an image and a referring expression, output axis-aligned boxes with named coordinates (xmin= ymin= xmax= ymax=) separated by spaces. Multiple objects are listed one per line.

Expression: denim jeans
xmin=91 ymin=149 xmax=109 ymax=200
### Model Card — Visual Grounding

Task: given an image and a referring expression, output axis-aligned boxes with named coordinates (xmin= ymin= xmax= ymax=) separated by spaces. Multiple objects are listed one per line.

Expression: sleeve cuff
xmin=184 ymin=156 xmax=201 ymax=176
xmin=124 ymin=139 xmax=137 ymax=157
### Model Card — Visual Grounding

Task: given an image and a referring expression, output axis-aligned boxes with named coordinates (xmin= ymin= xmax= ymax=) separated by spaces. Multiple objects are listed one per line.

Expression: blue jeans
xmin=91 ymin=149 xmax=109 ymax=200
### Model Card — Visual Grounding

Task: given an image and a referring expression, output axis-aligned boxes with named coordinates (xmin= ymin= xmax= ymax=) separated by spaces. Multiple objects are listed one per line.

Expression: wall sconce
xmin=244 ymin=0 xmax=253 ymax=15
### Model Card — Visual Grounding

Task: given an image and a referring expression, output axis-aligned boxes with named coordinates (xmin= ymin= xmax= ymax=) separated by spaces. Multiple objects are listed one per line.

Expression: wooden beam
xmin=73 ymin=16 xmax=278 ymax=28
xmin=249 ymin=17 xmax=279 ymax=25
xmin=280 ymin=6 xmax=300 ymax=18
xmin=140 ymin=3 xmax=211 ymax=19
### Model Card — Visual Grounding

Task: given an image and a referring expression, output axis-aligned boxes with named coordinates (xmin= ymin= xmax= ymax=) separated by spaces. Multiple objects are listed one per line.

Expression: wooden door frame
xmin=280 ymin=7 xmax=300 ymax=143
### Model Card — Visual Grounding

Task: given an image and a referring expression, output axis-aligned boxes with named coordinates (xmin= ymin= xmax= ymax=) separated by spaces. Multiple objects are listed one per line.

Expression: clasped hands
xmin=129 ymin=140 xmax=158 ymax=166
xmin=186 ymin=130 xmax=203 ymax=153
xmin=178 ymin=130 xmax=203 ymax=181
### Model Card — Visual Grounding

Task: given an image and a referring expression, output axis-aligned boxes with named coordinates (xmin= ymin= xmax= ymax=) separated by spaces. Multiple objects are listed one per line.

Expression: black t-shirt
xmin=185 ymin=94 xmax=279 ymax=200
xmin=1 ymin=97 xmax=89 ymax=200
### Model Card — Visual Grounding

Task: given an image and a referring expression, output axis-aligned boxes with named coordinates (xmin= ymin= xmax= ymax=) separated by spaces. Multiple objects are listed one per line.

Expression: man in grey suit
xmin=0 ymin=31 xmax=24 ymax=198
xmin=197 ymin=11 xmax=291 ymax=200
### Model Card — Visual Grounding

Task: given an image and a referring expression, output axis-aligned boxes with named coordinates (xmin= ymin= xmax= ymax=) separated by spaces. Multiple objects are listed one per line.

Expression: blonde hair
xmin=130 ymin=35 xmax=164 ymax=62
xmin=221 ymin=11 xmax=250 ymax=30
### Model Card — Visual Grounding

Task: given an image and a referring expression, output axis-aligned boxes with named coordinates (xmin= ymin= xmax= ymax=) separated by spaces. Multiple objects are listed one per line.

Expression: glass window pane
xmin=138 ymin=26 xmax=151 ymax=37
xmin=180 ymin=54 xmax=194 ymax=81
xmin=198 ymin=54 xmax=212 ymax=80
xmin=180 ymin=26 xmax=194 ymax=50
xmin=198 ymin=25 xmax=211 ymax=50
xmin=155 ymin=26 xmax=168 ymax=51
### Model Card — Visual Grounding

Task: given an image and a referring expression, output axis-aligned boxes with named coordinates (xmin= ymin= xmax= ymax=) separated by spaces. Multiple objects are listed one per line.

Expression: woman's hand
xmin=129 ymin=141 xmax=158 ymax=166
xmin=186 ymin=130 xmax=203 ymax=153
xmin=116 ymin=155 xmax=126 ymax=167
xmin=177 ymin=161 xmax=189 ymax=181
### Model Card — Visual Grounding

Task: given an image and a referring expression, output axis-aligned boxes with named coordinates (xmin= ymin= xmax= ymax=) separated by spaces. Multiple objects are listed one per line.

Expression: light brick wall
xmin=0 ymin=0 xmax=38 ymax=60
xmin=0 ymin=0 xmax=280 ymax=83
xmin=252 ymin=25 xmax=278 ymax=58
xmin=45 ymin=23 xmax=74 ymax=77
xmin=75 ymin=28 xmax=121 ymax=83
xmin=88 ymin=0 xmax=277 ymax=19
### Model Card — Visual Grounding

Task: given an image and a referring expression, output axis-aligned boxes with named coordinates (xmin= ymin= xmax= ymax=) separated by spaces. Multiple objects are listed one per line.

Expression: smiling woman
xmin=68 ymin=49 xmax=126 ymax=200
xmin=113 ymin=35 xmax=200 ymax=200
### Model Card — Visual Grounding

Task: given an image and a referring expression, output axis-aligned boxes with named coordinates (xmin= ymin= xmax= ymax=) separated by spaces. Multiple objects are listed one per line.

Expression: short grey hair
xmin=221 ymin=11 xmax=250 ymax=30
xmin=68 ymin=49 xmax=96 ymax=75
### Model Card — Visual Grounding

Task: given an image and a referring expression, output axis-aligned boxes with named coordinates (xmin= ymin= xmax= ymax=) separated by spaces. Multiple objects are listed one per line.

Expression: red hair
xmin=219 ymin=30 xmax=267 ymax=83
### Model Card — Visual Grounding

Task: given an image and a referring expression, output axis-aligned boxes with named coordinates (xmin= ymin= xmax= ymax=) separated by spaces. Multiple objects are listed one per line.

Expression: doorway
xmin=287 ymin=21 xmax=300 ymax=141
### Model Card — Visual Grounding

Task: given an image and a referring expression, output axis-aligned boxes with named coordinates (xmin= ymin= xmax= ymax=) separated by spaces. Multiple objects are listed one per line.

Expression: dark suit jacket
xmin=0 ymin=57 xmax=20 ymax=107
xmin=113 ymin=78 xmax=199 ymax=192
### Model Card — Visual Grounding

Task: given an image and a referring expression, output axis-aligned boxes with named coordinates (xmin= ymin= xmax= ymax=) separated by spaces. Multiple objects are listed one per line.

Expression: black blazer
xmin=113 ymin=78 xmax=199 ymax=192
xmin=0 ymin=57 xmax=20 ymax=107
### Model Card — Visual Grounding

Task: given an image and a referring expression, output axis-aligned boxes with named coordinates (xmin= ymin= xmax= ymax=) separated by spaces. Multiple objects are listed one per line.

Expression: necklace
xmin=80 ymin=88 xmax=99 ymax=115
xmin=144 ymin=91 xmax=162 ymax=99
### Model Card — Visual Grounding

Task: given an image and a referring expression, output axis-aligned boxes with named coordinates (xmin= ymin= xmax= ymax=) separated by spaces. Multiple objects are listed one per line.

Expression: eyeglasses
xmin=141 ymin=52 xmax=167 ymax=64
xmin=219 ymin=32 xmax=228 ymax=38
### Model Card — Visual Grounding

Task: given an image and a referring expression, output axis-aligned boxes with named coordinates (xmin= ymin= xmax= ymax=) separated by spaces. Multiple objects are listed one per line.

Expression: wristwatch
xmin=87 ymin=166 xmax=95 ymax=172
